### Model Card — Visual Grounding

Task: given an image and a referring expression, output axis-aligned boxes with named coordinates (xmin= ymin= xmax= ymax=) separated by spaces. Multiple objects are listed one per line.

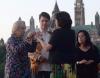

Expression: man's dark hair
xmin=39 ymin=12 xmax=50 ymax=20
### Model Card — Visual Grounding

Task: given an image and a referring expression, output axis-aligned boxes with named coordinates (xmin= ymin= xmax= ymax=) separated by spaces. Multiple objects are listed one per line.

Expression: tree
xmin=0 ymin=38 xmax=6 ymax=78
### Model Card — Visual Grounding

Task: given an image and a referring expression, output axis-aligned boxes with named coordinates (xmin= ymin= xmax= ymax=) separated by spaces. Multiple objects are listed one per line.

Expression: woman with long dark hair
xmin=75 ymin=30 xmax=100 ymax=78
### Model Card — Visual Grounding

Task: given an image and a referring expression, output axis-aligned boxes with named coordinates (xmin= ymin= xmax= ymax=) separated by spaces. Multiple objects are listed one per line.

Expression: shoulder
xmin=67 ymin=29 xmax=75 ymax=34
xmin=52 ymin=28 xmax=64 ymax=35
xmin=53 ymin=28 xmax=61 ymax=32
xmin=91 ymin=44 xmax=99 ymax=51
xmin=7 ymin=37 xmax=15 ymax=44
xmin=75 ymin=47 xmax=80 ymax=51
xmin=56 ymin=28 xmax=75 ymax=34
xmin=70 ymin=29 xmax=75 ymax=33
xmin=6 ymin=37 xmax=16 ymax=49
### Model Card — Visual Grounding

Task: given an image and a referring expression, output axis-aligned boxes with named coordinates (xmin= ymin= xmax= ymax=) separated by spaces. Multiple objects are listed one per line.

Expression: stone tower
xmin=49 ymin=1 xmax=60 ymax=32
xmin=95 ymin=12 xmax=99 ymax=27
xmin=95 ymin=12 xmax=100 ymax=36
xmin=17 ymin=17 xmax=25 ymax=26
xmin=74 ymin=0 xmax=85 ymax=26
xmin=30 ymin=16 xmax=35 ymax=32
xmin=18 ymin=17 xmax=22 ymax=21
xmin=52 ymin=1 xmax=60 ymax=15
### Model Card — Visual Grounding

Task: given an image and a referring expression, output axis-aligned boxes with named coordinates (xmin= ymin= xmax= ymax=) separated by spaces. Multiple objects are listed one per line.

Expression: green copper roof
xmin=72 ymin=25 xmax=97 ymax=33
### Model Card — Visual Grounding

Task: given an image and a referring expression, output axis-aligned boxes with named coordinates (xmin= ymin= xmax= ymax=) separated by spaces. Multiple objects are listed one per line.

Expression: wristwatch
xmin=76 ymin=61 xmax=80 ymax=64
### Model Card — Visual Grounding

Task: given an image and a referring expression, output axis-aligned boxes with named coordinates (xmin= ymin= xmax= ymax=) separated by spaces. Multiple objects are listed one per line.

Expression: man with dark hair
xmin=36 ymin=12 xmax=51 ymax=78
xmin=39 ymin=12 xmax=50 ymax=20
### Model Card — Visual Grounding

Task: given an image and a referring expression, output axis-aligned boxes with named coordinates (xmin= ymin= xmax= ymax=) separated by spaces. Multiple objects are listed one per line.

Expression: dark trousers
xmin=36 ymin=71 xmax=51 ymax=78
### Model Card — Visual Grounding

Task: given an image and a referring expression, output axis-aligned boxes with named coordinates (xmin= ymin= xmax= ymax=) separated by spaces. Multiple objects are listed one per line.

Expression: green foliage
xmin=94 ymin=42 xmax=100 ymax=53
xmin=0 ymin=44 xmax=6 ymax=78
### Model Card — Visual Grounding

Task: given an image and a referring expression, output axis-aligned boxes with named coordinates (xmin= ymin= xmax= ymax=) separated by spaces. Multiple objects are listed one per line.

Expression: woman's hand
xmin=26 ymin=37 xmax=33 ymax=45
xmin=77 ymin=59 xmax=94 ymax=65
xmin=78 ymin=59 xmax=88 ymax=64
xmin=26 ymin=32 xmax=36 ymax=45
xmin=85 ymin=60 xmax=94 ymax=65
xmin=97 ymin=63 xmax=100 ymax=71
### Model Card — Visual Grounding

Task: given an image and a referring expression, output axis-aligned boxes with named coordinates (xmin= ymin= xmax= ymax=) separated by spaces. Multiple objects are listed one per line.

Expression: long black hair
xmin=76 ymin=30 xmax=92 ymax=47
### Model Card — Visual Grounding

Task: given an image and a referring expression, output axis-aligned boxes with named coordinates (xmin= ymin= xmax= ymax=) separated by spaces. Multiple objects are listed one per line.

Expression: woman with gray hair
xmin=5 ymin=19 xmax=37 ymax=78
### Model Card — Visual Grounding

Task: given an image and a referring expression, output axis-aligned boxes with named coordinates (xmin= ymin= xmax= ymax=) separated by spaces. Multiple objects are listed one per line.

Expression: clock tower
xmin=74 ymin=0 xmax=85 ymax=26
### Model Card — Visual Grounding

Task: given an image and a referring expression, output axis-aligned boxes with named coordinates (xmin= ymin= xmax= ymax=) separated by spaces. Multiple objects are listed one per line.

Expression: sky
xmin=0 ymin=0 xmax=100 ymax=42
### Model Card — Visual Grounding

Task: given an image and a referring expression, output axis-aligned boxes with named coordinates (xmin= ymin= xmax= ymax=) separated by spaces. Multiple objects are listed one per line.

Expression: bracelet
xmin=76 ymin=61 xmax=80 ymax=64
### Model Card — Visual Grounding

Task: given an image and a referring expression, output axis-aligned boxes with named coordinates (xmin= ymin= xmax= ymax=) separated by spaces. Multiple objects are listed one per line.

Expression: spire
xmin=91 ymin=21 xmax=93 ymax=26
xmin=95 ymin=12 xmax=99 ymax=26
xmin=30 ymin=16 xmax=35 ymax=32
xmin=52 ymin=1 xmax=60 ymax=15
xmin=95 ymin=12 xmax=99 ymax=17
xmin=17 ymin=17 xmax=25 ymax=24
xmin=18 ymin=17 xmax=22 ymax=21
xmin=95 ymin=12 xmax=99 ymax=23
xmin=15 ymin=17 xmax=25 ymax=28
xmin=95 ymin=12 xmax=100 ymax=36
xmin=76 ymin=0 xmax=83 ymax=4
xmin=30 ymin=16 xmax=34 ymax=21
